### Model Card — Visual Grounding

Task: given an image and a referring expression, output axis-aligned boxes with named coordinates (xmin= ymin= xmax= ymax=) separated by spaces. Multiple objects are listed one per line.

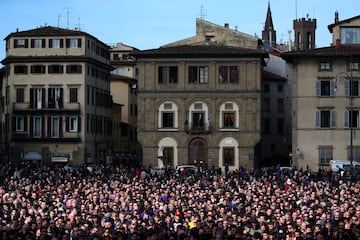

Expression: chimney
xmin=336 ymin=39 xmax=341 ymax=48
xmin=224 ymin=23 xmax=229 ymax=29
xmin=335 ymin=11 xmax=339 ymax=24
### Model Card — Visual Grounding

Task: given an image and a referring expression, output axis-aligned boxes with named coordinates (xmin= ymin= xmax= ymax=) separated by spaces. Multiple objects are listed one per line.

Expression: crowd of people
xmin=0 ymin=162 xmax=359 ymax=240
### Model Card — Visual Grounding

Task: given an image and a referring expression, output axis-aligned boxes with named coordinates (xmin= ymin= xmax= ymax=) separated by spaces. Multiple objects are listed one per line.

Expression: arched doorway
xmin=188 ymin=138 xmax=208 ymax=170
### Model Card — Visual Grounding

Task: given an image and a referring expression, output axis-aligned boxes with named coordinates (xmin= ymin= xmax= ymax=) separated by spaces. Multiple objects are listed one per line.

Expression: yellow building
xmin=282 ymin=12 xmax=360 ymax=171
xmin=133 ymin=43 xmax=268 ymax=170
xmin=1 ymin=26 xmax=113 ymax=165
xmin=110 ymin=43 xmax=140 ymax=165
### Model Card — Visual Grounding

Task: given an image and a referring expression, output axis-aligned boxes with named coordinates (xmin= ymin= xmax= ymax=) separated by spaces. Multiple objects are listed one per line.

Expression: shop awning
xmin=23 ymin=152 xmax=42 ymax=161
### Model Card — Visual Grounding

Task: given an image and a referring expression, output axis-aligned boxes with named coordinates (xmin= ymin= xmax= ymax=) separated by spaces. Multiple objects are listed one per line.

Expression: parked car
xmin=176 ymin=165 xmax=198 ymax=175
xmin=329 ymin=160 xmax=360 ymax=172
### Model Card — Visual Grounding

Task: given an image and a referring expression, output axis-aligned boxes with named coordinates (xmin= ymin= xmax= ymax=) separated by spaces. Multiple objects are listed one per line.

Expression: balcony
xmin=185 ymin=124 xmax=211 ymax=134
xmin=13 ymin=102 xmax=81 ymax=113
xmin=12 ymin=131 xmax=81 ymax=142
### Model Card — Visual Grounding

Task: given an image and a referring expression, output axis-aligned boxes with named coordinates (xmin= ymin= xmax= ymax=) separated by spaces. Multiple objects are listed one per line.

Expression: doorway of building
xmin=188 ymin=138 xmax=208 ymax=170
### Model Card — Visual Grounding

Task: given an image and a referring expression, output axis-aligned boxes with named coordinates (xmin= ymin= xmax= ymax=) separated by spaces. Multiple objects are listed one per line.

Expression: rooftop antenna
xmin=198 ymin=5 xmax=207 ymax=21
xmin=64 ymin=7 xmax=73 ymax=29
xmin=75 ymin=17 xmax=83 ymax=30
xmin=57 ymin=14 xmax=61 ymax=27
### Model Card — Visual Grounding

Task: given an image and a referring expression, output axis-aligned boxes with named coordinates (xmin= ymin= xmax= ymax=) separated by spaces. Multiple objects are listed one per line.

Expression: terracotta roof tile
xmin=131 ymin=44 xmax=268 ymax=58
xmin=4 ymin=26 xmax=86 ymax=40
xmin=281 ymin=44 xmax=360 ymax=61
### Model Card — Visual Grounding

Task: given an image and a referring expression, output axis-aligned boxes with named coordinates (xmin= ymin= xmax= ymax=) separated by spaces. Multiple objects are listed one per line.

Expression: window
xmin=162 ymin=112 xmax=174 ymax=128
xmin=31 ymin=39 xmax=45 ymax=48
xmin=344 ymin=110 xmax=360 ymax=128
xmin=159 ymin=102 xmax=178 ymax=129
xmin=158 ymin=66 xmax=178 ymax=84
xmin=16 ymin=88 xmax=25 ymax=103
xmin=220 ymin=102 xmax=239 ymax=130
xmin=113 ymin=53 xmax=119 ymax=60
xmin=263 ymin=118 xmax=270 ymax=134
xmin=48 ymin=88 xmax=63 ymax=109
xmin=30 ymin=65 xmax=46 ymax=74
xmin=48 ymin=65 xmax=64 ymax=74
xmin=15 ymin=116 xmax=25 ymax=132
xmin=223 ymin=147 xmax=235 ymax=166
xmin=223 ymin=113 xmax=235 ymax=128
xmin=316 ymin=110 xmax=336 ymax=128
xmin=278 ymin=84 xmax=283 ymax=92
xmin=319 ymin=146 xmax=332 ymax=165
xmin=67 ymin=38 xmax=81 ymax=48
xmin=192 ymin=112 xmax=205 ymax=130
xmin=277 ymin=118 xmax=284 ymax=134
xmin=263 ymin=83 xmax=270 ymax=94
xmin=349 ymin=62 xmax=359 ymax=71
xmin=340 ymin=27 xmax=360 ymax=44
xmin=278 ymin=98 xmax=284 ymax=112
xmin=14 ymin=65 xmax=28 ymax=74
xmin=319 ymin=62 xmax=332 ymax=71
xmin=162 ymin=147 xmax=174 ymax=166
xmin=30 ymin=88 xmax=45 ymax=109
xmin=316 ymin=80 xmax=335 ymax=96
xmin=189 ymin=66 xmax=208 ymax=83
xmin=49 ymin=38 xmax=63 ymax=48
xmin=66 ymin=116 xmax=79 ymax=132
xmin=345 ymin=80 xmax=360 ymax=97
xmin=14 ymin=39 xmax=28 ymax=48
xmin=69 ymin=88 xmax=78 ymax=103
xmin=66 ymin=65 xmax=82 ymax=74
xmin=33 ymin=117 xmax=42 ymax=138
xmin=50 ymin=117 xmax=60 ymax=138
xmin=348 ymin=146 xmax=360 ymax=162
xmin=219 ymin=66 xmax=239 ymax=83
xmin=263 ymin=97 xmax=270 ymax=112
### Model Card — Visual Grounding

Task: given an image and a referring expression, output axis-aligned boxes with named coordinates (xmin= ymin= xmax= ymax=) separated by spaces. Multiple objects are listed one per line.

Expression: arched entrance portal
xmin=188 ymin=138 xmax=208 ymax=170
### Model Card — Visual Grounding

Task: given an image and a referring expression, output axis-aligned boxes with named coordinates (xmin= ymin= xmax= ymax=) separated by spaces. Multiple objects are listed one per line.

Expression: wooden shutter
xmin=42 ymin=39 xmax=45 ymax=48
xmin=331 ymin=110 xmax=336 ymax=128
xmin=316 ymin=81 xmax=321 ymax=96
xmin=78 ymin=117 xmax=81 ymax=132
xmin=24 ymin=117 xmax=27 ymax=132
xmin=59 ymin=117 xmax=63 ymax=138
xmin=315 ymin=111 xmax=320 ymax=128
xmin=78 ymin=38 xmax=81 ymax=47
xmin=66 ymin=117 xmax=69 ymax=132
xmin=47 ymin=117 xmax=51 ymax=137
xmin=30 ymin=117 xmax=33 ymax=138
xmin=41 ymin=88 xmax=46 ymax=108
xmin=49 ymin=39 xmax=52 ymax=48
xmin=30 ymin=88 xmax=34 ymax=108
xmin=42 ymin=117 xmax=45 ymax=138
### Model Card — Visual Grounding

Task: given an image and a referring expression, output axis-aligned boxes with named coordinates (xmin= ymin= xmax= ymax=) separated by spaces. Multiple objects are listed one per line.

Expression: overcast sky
xmin=0 ymin=0 xmax=358 ymax=63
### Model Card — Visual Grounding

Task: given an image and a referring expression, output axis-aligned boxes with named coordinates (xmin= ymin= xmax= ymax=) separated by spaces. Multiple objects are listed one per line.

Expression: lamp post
xmin=335 ymin=70 xmax=358 ymax=165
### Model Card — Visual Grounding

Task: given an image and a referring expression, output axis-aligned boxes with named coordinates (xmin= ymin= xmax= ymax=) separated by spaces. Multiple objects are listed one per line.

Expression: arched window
xmin=158 ymin=101 xmax=178 ymax=130
xmin=219 ymin=101 xmax=239 ymax=130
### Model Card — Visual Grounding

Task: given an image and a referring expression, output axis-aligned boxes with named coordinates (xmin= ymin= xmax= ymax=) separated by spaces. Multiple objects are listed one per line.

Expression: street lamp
xmin=335 ymin=69 xmax=359 ymax=165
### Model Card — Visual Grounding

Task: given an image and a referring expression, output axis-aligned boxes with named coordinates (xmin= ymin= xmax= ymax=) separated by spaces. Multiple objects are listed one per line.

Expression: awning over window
xmin=23 ymin=152 xmax=42 ymax=161
xmin=51 ymin=153 xmax=70 ymax=162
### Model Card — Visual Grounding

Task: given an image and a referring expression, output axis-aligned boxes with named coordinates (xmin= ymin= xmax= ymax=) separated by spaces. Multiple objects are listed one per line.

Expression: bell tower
xmin=293 ymin=14 xmax=317 ymax=50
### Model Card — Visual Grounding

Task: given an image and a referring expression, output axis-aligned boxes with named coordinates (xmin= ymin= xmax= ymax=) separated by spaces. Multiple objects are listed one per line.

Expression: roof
xmin=4 ymin=26 xmax=109 ymax=47
xmin=131 ymin=44 xmax=268 ymax=59
xmin=281 ymin=44 xmax=360 ymax=61
xmin=328 ymin=15 xmax=360 ymax=33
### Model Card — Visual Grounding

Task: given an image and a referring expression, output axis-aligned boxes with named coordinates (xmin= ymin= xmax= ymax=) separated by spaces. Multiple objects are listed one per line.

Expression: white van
xmin=329 ymin=160 xmax=360 ymax=172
